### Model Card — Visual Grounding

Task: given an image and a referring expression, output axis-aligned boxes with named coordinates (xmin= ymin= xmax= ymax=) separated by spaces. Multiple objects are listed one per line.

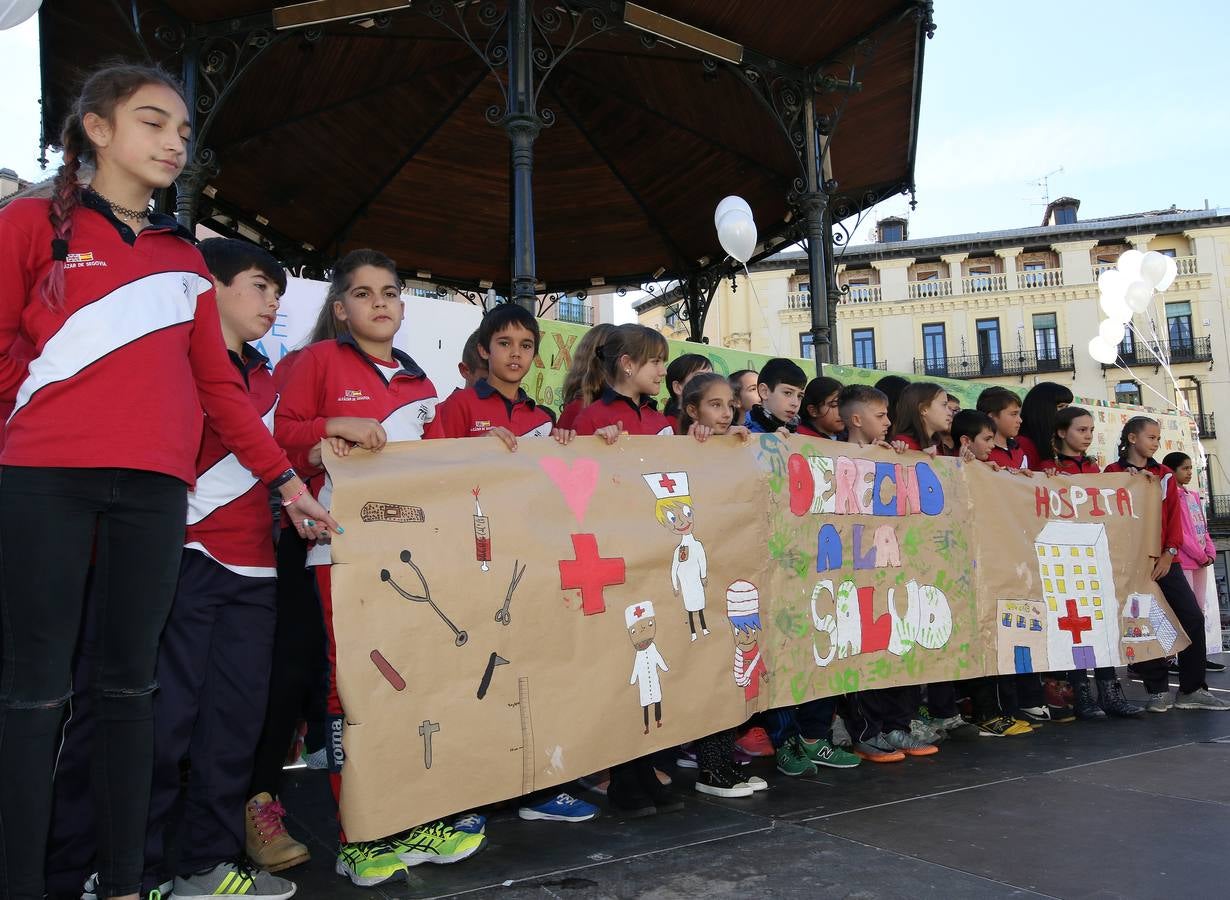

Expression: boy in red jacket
xmin=425 ymin=305 xmax=596 ymax=827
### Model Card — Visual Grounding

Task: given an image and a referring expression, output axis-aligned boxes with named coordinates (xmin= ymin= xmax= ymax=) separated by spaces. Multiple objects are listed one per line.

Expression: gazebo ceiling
xmin=37 ymin=1 xmax=932 ymax=291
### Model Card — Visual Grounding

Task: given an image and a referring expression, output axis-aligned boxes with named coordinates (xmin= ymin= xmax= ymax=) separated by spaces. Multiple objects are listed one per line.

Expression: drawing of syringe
xmin=472 ymin=486 xmax=491 ymax=572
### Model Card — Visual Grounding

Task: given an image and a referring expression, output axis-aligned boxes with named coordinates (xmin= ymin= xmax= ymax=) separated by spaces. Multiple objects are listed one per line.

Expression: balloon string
xmin=732 ymin=258 xmax=780 ymax=357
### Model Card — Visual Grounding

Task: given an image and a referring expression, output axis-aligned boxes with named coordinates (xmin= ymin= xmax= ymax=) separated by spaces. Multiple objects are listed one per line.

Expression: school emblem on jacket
xmin=643 ymin=471 xmax=709 ymax=642
xmin=338 ymin=389 xmax=372 ymax=402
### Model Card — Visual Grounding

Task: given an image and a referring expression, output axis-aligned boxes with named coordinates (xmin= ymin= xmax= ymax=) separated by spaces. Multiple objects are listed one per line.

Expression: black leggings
xmin=0 ymin=467 xmax=186 ymax=899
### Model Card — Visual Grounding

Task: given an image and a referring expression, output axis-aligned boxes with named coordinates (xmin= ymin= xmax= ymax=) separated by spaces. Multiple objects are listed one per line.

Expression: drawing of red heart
xmin=539 ymin=457 xmax=600 ymax=525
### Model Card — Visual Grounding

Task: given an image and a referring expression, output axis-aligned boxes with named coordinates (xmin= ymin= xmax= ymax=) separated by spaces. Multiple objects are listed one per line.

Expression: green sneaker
xmin=774 ymin=736 xmax=818 ymax=777
xmin=385 ymin=820 xmax=487 ymax=866
xmin=335 ymin=840 xmax=409 ymax=887
xmin=799 ymin=736 xmax=861 ymax=769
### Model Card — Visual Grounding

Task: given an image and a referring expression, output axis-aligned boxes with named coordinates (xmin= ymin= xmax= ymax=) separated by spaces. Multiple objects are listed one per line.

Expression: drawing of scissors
xmin=495 ymin=560 xmax=526 ymax=626
xmin=381 ymin=549 xmax=468 ymax=646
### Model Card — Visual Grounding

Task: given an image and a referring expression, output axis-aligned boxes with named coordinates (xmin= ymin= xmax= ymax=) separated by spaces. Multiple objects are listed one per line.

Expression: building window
xmin=852 ymin=328 xmax=876 ymax=368
xmin=800 ymin=332 xmax=815 ymax=360
xmin=915 ymin=269 xmax=941 ymax=297
xmin=1115 ymin=381 xmax=1142 ymax=406
xmin=881 ymin=222 xmax=904 ymax=242
xmin=922 ymin=322 xmax=947 ymax=376
xmin=1033 ymin=312 xmax=1059 ymax=365
xmin=847 ymin=277 xmax=871 ymax=302
xmin=976 ymin=318 xmax=1002 ymax=374
xmin=1022 ymin=261 xmax=1046 ymax=287
xmin=1054 ymin=206 xmax=1077 ymax=225
xmin=1166 ymin=301 xmax=1193 ymax=350
xmin=1159 ymin=248 xmax=1177 ymax=258
xmin=969 ymin=265 xmax=993 ymax=292
xmin=1118 ymin=323 xmax=1135 ymax=359
xmin=411 ymin=287 xmax=440 ymax=298
xmin=1175 ymin=376 xmax=1201 ymax=416
xmin=797 ymin=281 xmax=810 ymax=295
xmin=664 ymin=307 xmax=679 ymax=328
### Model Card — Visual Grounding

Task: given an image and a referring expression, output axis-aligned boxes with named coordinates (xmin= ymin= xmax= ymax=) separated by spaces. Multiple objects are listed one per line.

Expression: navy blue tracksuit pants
xmin=143 ymin=550 xmax=276 ymax=882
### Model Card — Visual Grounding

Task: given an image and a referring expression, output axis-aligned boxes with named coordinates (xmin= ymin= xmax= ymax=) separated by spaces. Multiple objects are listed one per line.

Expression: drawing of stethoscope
xmin=380 ymin=550 xmax=468 ymax=646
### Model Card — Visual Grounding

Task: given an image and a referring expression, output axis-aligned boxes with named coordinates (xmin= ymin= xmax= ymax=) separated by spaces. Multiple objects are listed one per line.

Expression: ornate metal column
xmin=505 ymin=0 xmax=542 ymax=311
xmin=800 ymin=91 xmax=833 ymax=372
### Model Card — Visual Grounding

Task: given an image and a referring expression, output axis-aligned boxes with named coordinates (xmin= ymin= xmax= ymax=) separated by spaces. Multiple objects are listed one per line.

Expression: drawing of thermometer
xmin=472 ymin=486 xmax=491 ymax=571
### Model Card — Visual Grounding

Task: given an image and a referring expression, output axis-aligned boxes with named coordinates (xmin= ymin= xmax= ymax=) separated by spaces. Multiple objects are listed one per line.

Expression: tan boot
xmin=246 ymin=792 xmax=310 ymax=872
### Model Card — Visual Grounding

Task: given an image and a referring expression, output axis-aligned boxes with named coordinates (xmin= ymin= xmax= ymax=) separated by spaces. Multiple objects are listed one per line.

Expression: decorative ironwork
xmin=1100 ymin=336 xmax=1214 ymax=370
xmin=915 ymin=346 xmax=1076 ymax=380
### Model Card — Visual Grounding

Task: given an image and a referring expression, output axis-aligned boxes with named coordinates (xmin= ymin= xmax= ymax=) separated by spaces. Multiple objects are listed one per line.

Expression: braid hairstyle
xmin=38 ymin=63 xmax=185 ymax=310
xmin=561 ymin=323 xmax=616 ymax=407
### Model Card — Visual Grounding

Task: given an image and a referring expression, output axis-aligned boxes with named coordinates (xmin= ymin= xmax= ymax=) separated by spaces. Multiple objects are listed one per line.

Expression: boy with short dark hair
xmin=457 ymin=328 xmax=488 ymax=389
xmin=951 ymin=409 xmax=997 ymax=464
xmin=745 ymin=358 xmax=806 ymax=433
xmin=838 ymin=384 xmax=891 ymax=444
xmin=144 ymin=238 xmax=300 ymax=898
xmin=977 ymin=386 xmax=1027 ymax=469
xmin=425 ymin=303 xmax=595 ymax=826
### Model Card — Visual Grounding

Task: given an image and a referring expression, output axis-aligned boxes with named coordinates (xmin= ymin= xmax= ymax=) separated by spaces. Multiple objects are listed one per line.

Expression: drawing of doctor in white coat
xmin=627 ymin=601 xmax=669 ymax=734
xmin=643 ymin=471 xmax=709 ymax=641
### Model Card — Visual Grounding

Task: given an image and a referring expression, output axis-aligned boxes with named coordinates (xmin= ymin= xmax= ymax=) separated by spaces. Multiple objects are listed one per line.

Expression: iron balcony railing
xmin=914 ymin=346 xmax=1075 ymax=379
xmin=1102 ymin=335 xmax=1213 ymax=369
xmin=556 ymin=301 xmax=594 ymax=325
xmin=1197 ymin=413 xmax=1216 ymax=439
xmin=1207 ymin=495 xmax=1230 ymax=536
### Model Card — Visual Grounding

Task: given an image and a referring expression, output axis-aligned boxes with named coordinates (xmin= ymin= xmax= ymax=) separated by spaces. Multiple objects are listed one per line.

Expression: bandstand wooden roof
xmin=37 ymin=1 xmax=932 ymax=292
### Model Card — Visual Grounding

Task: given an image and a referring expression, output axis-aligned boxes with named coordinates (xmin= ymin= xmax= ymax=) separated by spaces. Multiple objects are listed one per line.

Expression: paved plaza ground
xmin=287 ymin=658 xmax=1230 ymax=899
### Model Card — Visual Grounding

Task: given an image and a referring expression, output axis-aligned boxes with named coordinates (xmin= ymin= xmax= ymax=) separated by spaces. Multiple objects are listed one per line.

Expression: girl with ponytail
xmin=0 ymin=63 xmax=335 ymax=900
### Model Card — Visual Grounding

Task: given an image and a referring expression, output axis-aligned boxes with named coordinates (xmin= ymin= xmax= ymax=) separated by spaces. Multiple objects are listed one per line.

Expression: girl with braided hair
xmin=0 ymin=63 xmax=335 ymax=900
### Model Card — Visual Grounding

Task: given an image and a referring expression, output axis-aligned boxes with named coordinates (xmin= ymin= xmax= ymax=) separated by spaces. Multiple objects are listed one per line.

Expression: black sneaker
xmin=694 ymin=767 xmax=753 ymax=798
xmin=606 ymin=781 xmax=656 ymax=818
xmin=1207 ymin=660 xmax=1226 ymax=672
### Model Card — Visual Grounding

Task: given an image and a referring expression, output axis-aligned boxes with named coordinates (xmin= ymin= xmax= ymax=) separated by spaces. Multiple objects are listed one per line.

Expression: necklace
xmin=88 ymin=188 xmax=150 ymax=222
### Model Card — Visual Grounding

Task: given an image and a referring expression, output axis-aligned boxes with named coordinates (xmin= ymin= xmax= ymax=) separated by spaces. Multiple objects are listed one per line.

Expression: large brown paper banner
xmin=326 ymin=435 xmax=1188 ymax=840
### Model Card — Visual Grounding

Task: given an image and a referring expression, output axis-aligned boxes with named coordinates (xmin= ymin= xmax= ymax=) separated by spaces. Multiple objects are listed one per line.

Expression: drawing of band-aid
xmin=361 ymin=502 xmax=425 ymax=523
xmin=370 ymin=649 xmax=406 ymax=691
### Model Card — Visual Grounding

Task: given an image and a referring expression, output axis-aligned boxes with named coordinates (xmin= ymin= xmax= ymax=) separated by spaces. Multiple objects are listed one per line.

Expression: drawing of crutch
xmin=380 ymin=550 xmax=469 ymax=646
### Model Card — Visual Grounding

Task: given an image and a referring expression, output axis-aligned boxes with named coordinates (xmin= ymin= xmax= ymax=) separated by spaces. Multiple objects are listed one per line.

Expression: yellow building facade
xmin=636 ymin=201 xmax=1230 ymax=498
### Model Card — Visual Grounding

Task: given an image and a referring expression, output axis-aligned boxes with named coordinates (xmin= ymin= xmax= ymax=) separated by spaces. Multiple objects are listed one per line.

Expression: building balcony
xmin=907 ymin=279 xmax=951 ymax=300
xmin=1197 ymin=412 xmax=1216 ymax=439
xmin=1100 ymin=335 xmax=1213 ymax=369
xmin=1207 ymin=495 xmax=1230 ymax=537
xmin=556 ymin=300 xmax=594 ymax=325
xmin=851 ymin=359 xmax=888 ymax=371
xmin=913 ymin=346 xmax=1075 ymax=380
xmin=1094 ymin=255 xmax=1198 ymax=281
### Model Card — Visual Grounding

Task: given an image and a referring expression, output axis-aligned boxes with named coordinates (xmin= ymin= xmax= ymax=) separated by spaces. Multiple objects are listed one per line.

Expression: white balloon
xmin=1088 ymin=335 xmax=1118 ymax=365
xmin=1097 ymin=269 xmax=1129 ymax=318
xmin=713 ymin=195 xmax=752 ymax=230
xmin=1139 ymin=251 xmax=1168 ymax=288
xmin=0 ymin=0 xmax=40 ymax=30
xmin=1124 ymin=279 xmax=1153 ymax=313
xmin=716 ymin=209 xmax=757 ymax=264
xmin=1116 ymin=249 xmax=1144 ymax=282
xmin=1156 ymin=254 xmax=1179 ymax=291
xmin=1098 ymin=318 xmax=1126 ymax=345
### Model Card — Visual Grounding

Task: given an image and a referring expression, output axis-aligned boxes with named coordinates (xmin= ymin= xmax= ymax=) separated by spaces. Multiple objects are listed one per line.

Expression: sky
xmin=2 ymin=1 xmax=1228 ymax=319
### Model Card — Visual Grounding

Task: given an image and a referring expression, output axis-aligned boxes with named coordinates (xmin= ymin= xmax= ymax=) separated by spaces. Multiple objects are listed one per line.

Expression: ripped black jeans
xmin=0 ymin=467 xmax=186 ymax=900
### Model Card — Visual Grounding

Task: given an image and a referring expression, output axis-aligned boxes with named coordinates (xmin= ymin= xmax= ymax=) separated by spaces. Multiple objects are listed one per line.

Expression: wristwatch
xmin=1166 ymin=547 xmax=1178 ymax=557
xmin=270 ymin=467 xmax=298 ymax=490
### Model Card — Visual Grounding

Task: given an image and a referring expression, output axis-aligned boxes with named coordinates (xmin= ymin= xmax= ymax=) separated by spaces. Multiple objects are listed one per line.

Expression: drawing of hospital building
xmin=1034 ymin=522 xmax=1121 ymax=670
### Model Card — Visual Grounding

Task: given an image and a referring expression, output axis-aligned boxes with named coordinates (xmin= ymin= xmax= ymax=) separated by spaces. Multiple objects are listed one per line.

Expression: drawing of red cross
xmin=1057 ymin=599 xmax=1092 ymax=644
xmin=658 ymin=473 xmax=677 ymax=493
xmin=558 ymin=534 xmax=626 ymax=616
xmin=633 ymin=605 xmax=645 ymax=619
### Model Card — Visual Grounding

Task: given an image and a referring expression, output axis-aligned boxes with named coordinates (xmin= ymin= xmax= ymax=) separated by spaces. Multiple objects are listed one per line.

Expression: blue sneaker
xmin=517 ymin=792 xmax=600 ymax=822
xmin=453 ymin=812 xmax=487 ymax=834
